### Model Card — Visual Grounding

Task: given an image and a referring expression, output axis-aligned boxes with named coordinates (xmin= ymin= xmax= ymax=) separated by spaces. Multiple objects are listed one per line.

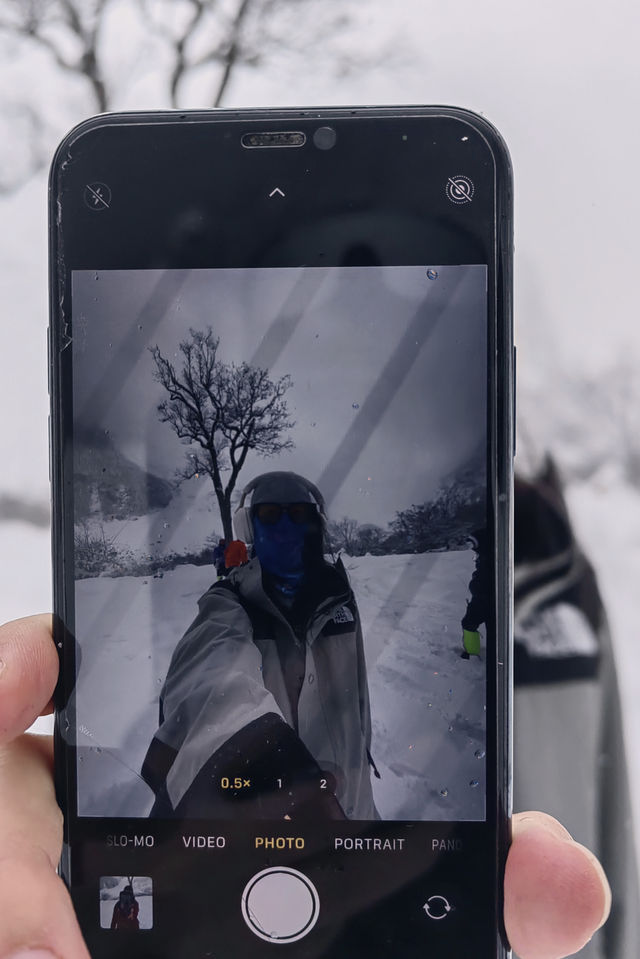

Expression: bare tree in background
xmin=327 ymin=516 xmax=360 ymax=555
xmin=0 ymin=0 xmax=356 ymax=113
xmin=0 ymin=0 xmax=362 ymax=189
xmin=151 ymin=328 xmax=295 ymax=541
xmin=0 ymin=0 xmax=111 ymax=110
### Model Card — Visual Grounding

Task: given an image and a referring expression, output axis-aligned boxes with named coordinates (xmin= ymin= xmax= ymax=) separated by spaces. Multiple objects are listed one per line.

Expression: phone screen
xmin=51 ymin=108 xmax=512 ymax=959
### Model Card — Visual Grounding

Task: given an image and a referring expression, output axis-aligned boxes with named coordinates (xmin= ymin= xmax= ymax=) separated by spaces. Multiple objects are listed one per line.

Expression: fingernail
xmin=0 ymin=658 xmax=6 ymax=677
xmin=516 ymin=813 xmax=573 ymax=841
xmin=5 ymin=951 xmax=58 ymax=959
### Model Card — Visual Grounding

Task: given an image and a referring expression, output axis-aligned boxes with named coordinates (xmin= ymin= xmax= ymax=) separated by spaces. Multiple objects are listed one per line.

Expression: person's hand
xmin=0 ymin=615 xmax=610 ymax=959
xmin=506 ymin=811 xmax=610 ymax=958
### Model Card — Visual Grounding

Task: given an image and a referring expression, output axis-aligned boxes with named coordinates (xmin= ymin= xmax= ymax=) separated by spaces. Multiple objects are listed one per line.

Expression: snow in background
xmin=72 ymin=547 xmax=485 ymax=821
xmin=1 ymin=0 xmax=639 ymax=858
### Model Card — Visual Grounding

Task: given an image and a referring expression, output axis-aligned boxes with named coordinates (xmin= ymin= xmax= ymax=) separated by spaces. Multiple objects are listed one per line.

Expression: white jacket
xmin=149 ymin=557 xmax=378 ymax=819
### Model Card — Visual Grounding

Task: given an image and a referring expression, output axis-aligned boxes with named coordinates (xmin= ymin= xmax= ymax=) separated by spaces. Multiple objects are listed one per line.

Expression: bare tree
xmin=356 ymin=523 xmax=386 ymax=555
xmin=151 ymin=328 xmax=294 ymax=540
xmin=0 ymin=0 xmax=361 ymax=113
xmin=327 ymin=516 xmax=360 ymax=555
xmin=141 ymin=0 xmax=258 ymax=108
xmin=0 ymin=0 xmax=397 ymax=192
xmin=0 ymin=0 xmax=111 ymax=110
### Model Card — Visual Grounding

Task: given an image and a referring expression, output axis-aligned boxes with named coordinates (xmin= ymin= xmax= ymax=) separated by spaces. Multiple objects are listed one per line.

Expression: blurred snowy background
xmin=0 ymin=0 xmax=638 ymax=845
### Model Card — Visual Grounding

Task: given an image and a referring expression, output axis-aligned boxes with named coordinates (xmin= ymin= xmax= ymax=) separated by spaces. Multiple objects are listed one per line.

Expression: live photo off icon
xmin=445 ymin=175 xmax=474 ymax=204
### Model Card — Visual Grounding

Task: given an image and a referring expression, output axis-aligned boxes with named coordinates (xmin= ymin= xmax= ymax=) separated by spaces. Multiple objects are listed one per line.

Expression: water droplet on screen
xmin=94 ymin=272 xmax=99 ymax=281
xmin=427 ymin=269 xmax=439 ymax=280
xmin=138 ymin=324 xmax=143 ymax=331
xmin=352 ymin=403 xmax=360 ymax=410
xmin=469 ymin=779 xmax=479 ymax=788
xmin=440 ymin=788 xmax=448 ymax=797
xmin=448 ymin=724 xmax=454 ymax=732
xmin=475 ymin=749 xmax=485 ymax=759
xmin=427 ymin=702 xmax=432 ymax=708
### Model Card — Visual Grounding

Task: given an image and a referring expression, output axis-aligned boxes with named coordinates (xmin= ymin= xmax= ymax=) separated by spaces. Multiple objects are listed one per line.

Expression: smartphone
xmin=49 ymin=106 xmax=513 ymax=959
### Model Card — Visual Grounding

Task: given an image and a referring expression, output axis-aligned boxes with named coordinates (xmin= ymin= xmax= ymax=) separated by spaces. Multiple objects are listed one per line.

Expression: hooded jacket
xmin=513 ymin=463 xmax=639 ymax=959
xmin=142 ymin=556 xmax=378 ymax=821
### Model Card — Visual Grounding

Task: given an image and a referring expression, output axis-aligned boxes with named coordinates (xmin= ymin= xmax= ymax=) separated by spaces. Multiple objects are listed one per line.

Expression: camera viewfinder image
xmin=99 ymin=876 xmax=153 ymax=930
xmin=73 ymin=265 xmax=488 ymax=823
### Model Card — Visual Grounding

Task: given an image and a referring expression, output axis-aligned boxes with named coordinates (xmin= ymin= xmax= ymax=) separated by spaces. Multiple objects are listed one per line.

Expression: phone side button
xmin=48 ymin=414 xmax=52 ymax=484
xmin=512 ymin=345 xmax=517 ymax=458
xmin=47 ymin=326 xmax=51 ymax=396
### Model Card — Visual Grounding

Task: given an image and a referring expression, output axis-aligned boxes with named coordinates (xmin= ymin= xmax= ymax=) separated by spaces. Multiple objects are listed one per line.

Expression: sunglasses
xmin=253 ymin=503 xmax=318 ymax=526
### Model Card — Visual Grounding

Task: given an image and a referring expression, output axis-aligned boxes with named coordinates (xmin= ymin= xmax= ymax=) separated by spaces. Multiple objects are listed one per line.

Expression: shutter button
xmin=241 ymin=867 xmax=320 ymax=943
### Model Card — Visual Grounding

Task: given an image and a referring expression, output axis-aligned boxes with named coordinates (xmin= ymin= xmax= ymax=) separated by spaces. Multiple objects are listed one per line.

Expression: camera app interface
xmin=70 ymin=264 xmax=488 ymax=825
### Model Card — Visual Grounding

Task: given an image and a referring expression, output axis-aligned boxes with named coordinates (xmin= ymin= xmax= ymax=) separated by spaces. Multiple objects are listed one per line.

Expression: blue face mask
xmin=252 ymin=514 xmax=309 ymax=587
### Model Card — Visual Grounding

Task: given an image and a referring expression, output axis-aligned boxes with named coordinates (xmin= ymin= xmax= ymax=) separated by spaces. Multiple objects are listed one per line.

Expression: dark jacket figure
xmin=142 ymin=472 xmax=377 ymax=821
xmin=513 ymin=459 xmax=639 ymax=959
xmin=460 ymin=528 xmax=490 ymax=657
xmin=110 ymin=886 xmax=139 ymax=930
xmin=212 ymin=539 xmax=226 ymax=577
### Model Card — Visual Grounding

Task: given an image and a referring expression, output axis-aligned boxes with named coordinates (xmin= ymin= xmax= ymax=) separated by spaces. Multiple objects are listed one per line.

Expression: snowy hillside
xmin=72 ymin=549 xmax=485 ymax=821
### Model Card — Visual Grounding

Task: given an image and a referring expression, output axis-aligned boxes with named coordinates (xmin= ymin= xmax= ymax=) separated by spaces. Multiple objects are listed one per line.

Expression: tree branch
xmin=213 ymin=0 xmax=253 ymax=106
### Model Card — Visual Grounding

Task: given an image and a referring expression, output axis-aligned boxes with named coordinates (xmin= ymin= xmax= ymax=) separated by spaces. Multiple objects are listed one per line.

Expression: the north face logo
xmin=333 ymin=605 xmax=354 ymax=625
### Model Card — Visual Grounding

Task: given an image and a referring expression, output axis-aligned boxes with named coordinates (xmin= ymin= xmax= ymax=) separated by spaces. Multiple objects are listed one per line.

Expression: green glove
xmin=462 ymin=628 xmax=481 ymax=657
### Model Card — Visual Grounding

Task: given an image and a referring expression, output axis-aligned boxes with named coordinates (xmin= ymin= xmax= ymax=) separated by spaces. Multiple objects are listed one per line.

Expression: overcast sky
xmin=73 ymin=265 xmax=486 ymax=526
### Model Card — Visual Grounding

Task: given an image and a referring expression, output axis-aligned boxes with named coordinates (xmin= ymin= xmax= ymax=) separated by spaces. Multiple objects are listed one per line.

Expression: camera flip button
xmin=241 ymin=867 xmax=320 ymax=943
xmin=423 ymin=894 xmax=454 ymax=920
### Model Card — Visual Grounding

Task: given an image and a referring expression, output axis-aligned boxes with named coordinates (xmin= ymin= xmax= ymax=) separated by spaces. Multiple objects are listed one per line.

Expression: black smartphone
xmin=49 ymin=106 xmax=513 ymax=959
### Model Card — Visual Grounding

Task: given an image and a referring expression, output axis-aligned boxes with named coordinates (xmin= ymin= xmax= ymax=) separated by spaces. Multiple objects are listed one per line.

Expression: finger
xmin=0 ymin=615 xmax=59 ymax=744
xmin=0 ymin=734 xmax=90 ymax=959
xmin=505 ymin=811 xmax=611 ymax=959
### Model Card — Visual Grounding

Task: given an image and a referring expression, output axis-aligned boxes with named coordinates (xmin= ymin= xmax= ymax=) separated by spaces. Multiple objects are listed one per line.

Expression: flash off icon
xmin=446 ymin=175 xmax=474 ymax=204
xmin=84 ymin=182 xmax=111 ymax=211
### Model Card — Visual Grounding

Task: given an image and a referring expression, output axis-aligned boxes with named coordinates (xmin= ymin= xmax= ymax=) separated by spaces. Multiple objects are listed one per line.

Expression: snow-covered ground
xmin=72 ymin=549 xmax=485 ymax=821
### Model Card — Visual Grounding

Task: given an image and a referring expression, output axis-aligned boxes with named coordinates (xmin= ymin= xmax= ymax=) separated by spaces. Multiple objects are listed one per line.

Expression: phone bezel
xmin=49 ymin=105 xmax=513 ymax=958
